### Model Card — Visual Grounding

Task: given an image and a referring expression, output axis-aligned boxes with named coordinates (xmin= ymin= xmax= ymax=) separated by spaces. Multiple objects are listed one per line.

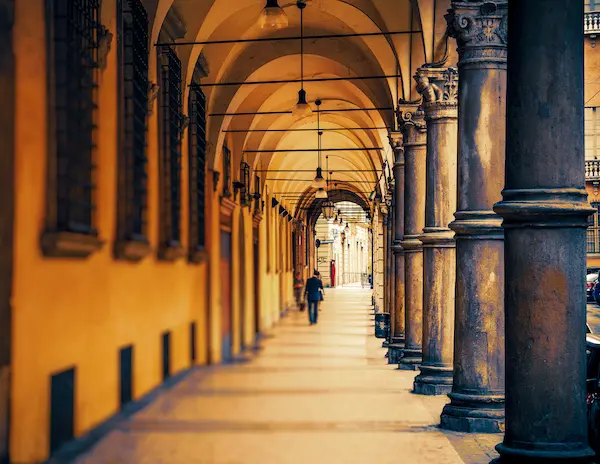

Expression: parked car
xmin=588 ymin=273 xmax=599 ymax=302
xmin=587 ymin=324 xmax=600 ymax=454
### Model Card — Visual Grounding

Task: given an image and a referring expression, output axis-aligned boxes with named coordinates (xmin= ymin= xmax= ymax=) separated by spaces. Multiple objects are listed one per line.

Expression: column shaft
xmin=413 ymin=67 xmax=458 ymax=396
xmin=389 ymin=134 xmax=406 ymax=363
xmin=398 ymin=106 xmax=427 ymax=370
xmin=493 ymin=0 xmax=594 ymax=461
xmin=441 ymin=1 xmax=507 ymax=433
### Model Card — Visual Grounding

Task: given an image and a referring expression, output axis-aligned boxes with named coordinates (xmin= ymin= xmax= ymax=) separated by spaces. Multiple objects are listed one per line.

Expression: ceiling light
xmin=322 ymin=201 xmax=335 ymax=219
xmin=292 ymin=89 xmax=312 ymax=118
xmin=311 ymin=167 xmax=327 ymax=189
xmin=315 ymin=188 xmax=328 ymax=199
xmin=258 ymin=0 xmax=288 ymax=29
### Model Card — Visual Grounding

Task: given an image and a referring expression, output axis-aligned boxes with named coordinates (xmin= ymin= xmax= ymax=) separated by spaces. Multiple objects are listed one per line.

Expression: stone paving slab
xmin=73 ymin=288 xmax=501 ymax=464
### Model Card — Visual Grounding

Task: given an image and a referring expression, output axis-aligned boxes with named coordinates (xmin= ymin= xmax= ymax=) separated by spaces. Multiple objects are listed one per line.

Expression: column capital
xmin=389 ymin=132 xmax=405 ymax=166
xmin=446 ymin=1 xmax=508 ymax=70
xmin=414 ymin=67 xmax=458 ymax=120
xmin=397 ymin=102 xmax=427 ymax=148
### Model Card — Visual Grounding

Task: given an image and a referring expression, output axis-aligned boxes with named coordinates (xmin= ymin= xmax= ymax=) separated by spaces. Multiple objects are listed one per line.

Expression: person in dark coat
xmin=304 ymin=270 xmax=324 ymax=325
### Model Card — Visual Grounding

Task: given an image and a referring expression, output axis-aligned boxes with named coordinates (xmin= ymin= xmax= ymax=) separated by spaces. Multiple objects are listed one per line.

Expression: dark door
xmin=220 ymin=230 xmax=232 ymax=362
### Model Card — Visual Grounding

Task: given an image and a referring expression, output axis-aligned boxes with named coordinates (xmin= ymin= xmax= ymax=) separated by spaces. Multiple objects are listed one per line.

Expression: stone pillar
xmin=493 ymin=0 xmax=595 ymax=461
xmin=397 ymin=104 xmax=427 ymax=370
xmin=388 ymin=134 xmax=405 ymax=363
xmin=440 ymin=1 xmax=507 ymax=433
xmin=413 ymin=67 xmax=458 ymax=396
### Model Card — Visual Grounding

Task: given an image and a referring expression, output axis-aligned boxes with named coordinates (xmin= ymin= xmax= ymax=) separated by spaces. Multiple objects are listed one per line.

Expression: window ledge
xmin=41 ymin=230 xmax=104 ymax=258
xmin=189 ymin=247 xmax=209 ymax=264
xmin=158 ymin=241 xmax=185 ymax=262
xmin=115 ymin=238 xmax=152 ymax=262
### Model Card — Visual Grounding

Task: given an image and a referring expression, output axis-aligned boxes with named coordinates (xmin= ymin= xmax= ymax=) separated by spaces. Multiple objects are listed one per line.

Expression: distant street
xmin=588 ymin=303 xmax=600 ymax=334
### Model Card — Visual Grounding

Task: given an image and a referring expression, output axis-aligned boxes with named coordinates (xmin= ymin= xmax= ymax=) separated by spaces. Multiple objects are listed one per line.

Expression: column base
xmin=387 ymin=343 xmax=404 ymax=364
xmin=398 ymin=347 xmax=422 ymax=370
xmin=440 ymin=392 xmax=505 ymax=433
xmin=413 ymin=364 xmax=453 ymax=396
xmin=492 ymin=442 xmax=595 ymax=463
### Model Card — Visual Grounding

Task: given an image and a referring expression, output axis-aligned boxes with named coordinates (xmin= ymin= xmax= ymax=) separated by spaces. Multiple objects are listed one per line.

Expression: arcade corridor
xmin=70 ymin=288 xmax=499 ymax=464
xmin=0 ymin=0 xmax=596 ymax=462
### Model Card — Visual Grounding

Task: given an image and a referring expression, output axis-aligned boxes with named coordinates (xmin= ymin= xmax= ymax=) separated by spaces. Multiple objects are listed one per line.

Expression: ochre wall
xmin=11 ymin=1 xmax=292 ymax=462
xmin=586 ymin=36 xmax=600 ymax=107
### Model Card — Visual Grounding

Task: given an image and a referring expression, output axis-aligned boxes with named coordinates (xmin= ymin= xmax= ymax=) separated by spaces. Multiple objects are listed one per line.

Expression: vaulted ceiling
xmin=143 ymin=0 xmax=453 ymax=216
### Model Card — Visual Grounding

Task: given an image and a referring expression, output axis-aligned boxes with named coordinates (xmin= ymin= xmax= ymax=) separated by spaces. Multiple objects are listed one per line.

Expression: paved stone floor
xmin=73 ymin=287 xmax=501 ymax=464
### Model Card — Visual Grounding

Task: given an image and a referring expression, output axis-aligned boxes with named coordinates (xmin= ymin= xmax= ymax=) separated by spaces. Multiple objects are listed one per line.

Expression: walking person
xmin=304 ymin=270 xmax=324 ymax=325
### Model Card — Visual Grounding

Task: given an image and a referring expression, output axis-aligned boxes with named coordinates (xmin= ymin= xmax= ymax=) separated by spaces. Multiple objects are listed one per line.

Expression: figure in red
xmin=330 ymin=259 xmax=336 ymax=288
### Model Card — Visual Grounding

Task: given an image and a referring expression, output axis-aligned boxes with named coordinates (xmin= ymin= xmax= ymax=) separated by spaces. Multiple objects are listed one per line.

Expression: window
xmin=254 ymin=175 xmax=261 ymax=212
xmin=222 ymin=144 xmax=232 ymax=198
xmin=587 ymin=0 xmax=600 ymax=11
xmin=158 ymin=46 xmax=185 ymax=260
xmin=188 ymin=82 xmax=207 ymax=262
xmin=42 ymin=0 xmax=104 ymax=257
xmin=589 ymin=202 xmax=600 ymax=253
xmin=586 ymin=107 xmax=600 ymax=160
xmin=115 ymin=0 xmax=150 ymax=261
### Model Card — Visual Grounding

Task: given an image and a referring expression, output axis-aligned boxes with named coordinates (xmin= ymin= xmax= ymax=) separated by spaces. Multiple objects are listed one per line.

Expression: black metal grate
xmin=159 ymin=46 xmax=184 ymax=245
xmin=222 ymin=144 xmax=232 ymax=197
xmin=119 ymin=0 xmax=149 ymax=240
xmin=189 ymin=84 xmax=207 ymax=251
xmin=254 ymin=175 xmax=261 ymax=212
xmin=51 ymin=0 xmax=100 ymax=234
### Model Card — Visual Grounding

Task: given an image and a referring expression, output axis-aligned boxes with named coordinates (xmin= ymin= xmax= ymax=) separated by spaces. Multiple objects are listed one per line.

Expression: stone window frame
xmin=188 ymin=80 xmax=208 ymax=263
xmin=157 ymin=45 xmax=185 ymax=261
xmin=42 ymin=0 xmax=105 ymax=258
xmin=114 ymin=0 xmax=151 ymax=261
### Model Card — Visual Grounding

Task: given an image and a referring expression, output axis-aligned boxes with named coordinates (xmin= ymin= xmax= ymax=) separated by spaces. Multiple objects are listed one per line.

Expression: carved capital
xmin=397 ymin=102 xmax=426 ymax=147
xmin=414 ymin=67 xmax=458 ymax=120
xmin=388 ymin=132 xmax=405 ymax=166
xmin=446 ymin=1 xmax=508 ymax=69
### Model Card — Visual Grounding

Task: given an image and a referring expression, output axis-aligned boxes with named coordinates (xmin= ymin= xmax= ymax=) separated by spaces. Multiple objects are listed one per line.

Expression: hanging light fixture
xmin=344 ymin=223 xmax=350 ymax=233
xmin=292 ymin=1 xmax=312 ymax=118
xmin=258 ymin=0 xmax=289 ymax=29
xmin=321 ymin=155 xmax=335 ymax=218
xmin=316 ymin=188 xmax=328 ymax=199
xmin=311 ymin=101 xmax=326 ymax=189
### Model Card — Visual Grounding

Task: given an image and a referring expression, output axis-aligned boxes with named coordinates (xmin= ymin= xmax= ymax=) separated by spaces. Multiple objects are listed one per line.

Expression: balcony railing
xmin=585 ymin=12 xmax=600 ymax=34
xmin=586 ymin=160 xmax=600 ymax=179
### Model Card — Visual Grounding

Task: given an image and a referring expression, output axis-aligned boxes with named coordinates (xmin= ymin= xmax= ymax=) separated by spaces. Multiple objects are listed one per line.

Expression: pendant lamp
xmin=292 ymin=1 xmax=312 ymax=118
xmin=258 ymin=0 xmax=288 ymax=29
xmin=315 ymin=188 xmax=328 ymax=199
xmin=311 ymin=101 xmax=327 ymax=189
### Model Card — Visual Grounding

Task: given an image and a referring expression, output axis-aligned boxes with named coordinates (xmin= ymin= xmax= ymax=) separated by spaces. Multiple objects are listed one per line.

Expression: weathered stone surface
xmin=397 ymin=104 xmax=426 ymax=371
xmin=440 ymin=0 xmax=507 ymax=434
xmin=493 ymin=0 xmax=595 ymax=461
xmin=413 ymin=67 xmax=458 ymax=397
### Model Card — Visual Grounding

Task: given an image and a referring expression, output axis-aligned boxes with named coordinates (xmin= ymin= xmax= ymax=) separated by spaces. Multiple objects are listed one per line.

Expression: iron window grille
xmin=222 ymin=144 xmax=232 ymax=198
xmin=188 ymin=83 xmax=207 ymax=262
xmin=234 ymin=161 xmax=251 ymax=206
xmin=254 ymin=175 xmax=261 ymax=212
xmin=158 ymin=46 xmax=185 ymax=260
xmin=115 ymin=0 xmax=150 ymax=261
xmin=43 ymin=0 xmax=104 ymax=257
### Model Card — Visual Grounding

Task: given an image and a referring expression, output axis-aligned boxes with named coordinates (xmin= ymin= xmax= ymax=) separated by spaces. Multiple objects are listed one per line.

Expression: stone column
xmin=493 ymin=0 xmax=595 ymax=461
xmin=388 ymin=134 xmax=406 ymax=363
xmin=440 ymin=1 xmax=507 ymax=433
xmin=413 ymin=67 xmax=458 ymax=396
xmin=397 ymin=105 xmax=427 ymax=370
